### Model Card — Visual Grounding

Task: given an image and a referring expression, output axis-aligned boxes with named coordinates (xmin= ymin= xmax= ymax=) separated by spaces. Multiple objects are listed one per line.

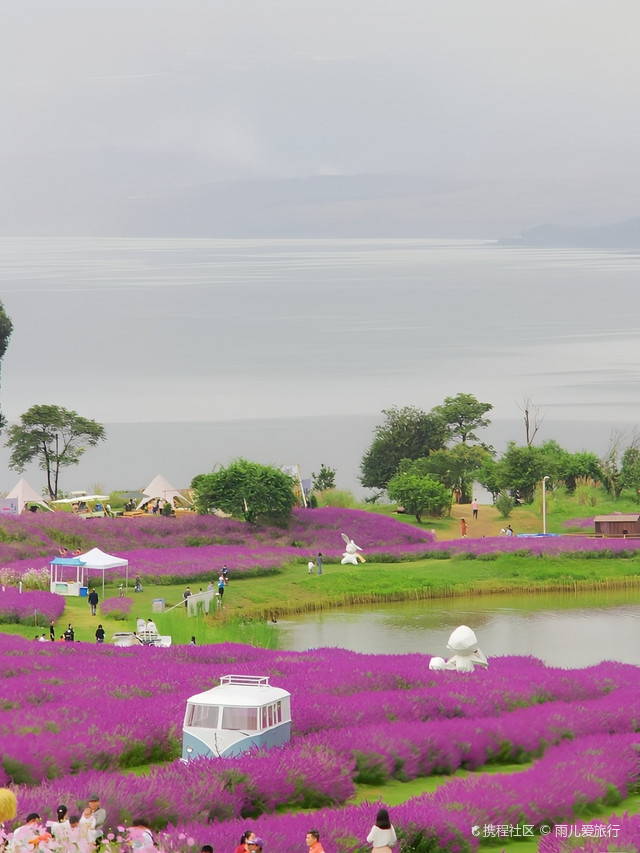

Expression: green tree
xmin=561 ymin=450 xmax=603 ymax=493
xmin=431 ymin=393 xmax=493 ymax=444
xmin=5 ymin=404 xmax=106 ymax=500
xmin=600 ymin=431 xmax=625 ymax=498
xmin=496 ymin=440 xmax=564 ymax=504
xmin=621 ymin=441 xmax=640 ymax=502
xmin=413 ymin=443 xmax=492 ymax=503
xmin=387 ymin=472 xmax=451 ymax=522
xmin=0 ymin=299 xmax=13 ymax=433
xmin=360 ymin=406 xmax=447 ymax=490
xmin=311 ymin=463 xmax=336 ymax=492
xmin=192 ymin=458 xmax=296 ymax=524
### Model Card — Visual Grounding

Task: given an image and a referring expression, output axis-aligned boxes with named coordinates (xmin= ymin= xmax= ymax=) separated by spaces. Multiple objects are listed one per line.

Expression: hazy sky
xmin=2 ymin=1 xmax=640 ymax=235
xmin=2 ymin=3 xmax=640 ymax=494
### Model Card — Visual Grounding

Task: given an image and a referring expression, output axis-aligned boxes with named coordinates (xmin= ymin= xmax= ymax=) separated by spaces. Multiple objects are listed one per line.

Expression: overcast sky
xmin=2 ymin=1 xmax=640 ymax=235
xmin=2 ymin=2 xmax=640 ymax=494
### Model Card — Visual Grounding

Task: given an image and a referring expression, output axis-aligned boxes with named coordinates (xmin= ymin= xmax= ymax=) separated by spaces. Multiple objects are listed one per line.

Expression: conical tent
xmin=6 ymin=478 xmax=51 ymax=513
xmin=137 ymin=474 xmax=191 ymax=510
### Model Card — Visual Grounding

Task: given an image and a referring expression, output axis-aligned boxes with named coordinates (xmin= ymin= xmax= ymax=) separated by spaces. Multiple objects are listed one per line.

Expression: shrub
xmin=496 ymin=493 xmax=515 ymax=518
xmin=100 ymin=596 xmax=133 ymax=619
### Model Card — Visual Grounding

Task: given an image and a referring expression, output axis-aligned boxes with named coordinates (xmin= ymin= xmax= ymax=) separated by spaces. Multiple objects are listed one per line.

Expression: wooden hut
xmin=593 ymin=514 xmax=640 ymax=537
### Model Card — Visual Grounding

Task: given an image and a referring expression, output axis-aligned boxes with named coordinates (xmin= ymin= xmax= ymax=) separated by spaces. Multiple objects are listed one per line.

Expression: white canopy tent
xmin=137 ymin=474 xmax=192 ymax=510
xmin=77 ymin=547 xmax=129 ymax=598
xmin=6 ymin=478 xmax=51 ymax=513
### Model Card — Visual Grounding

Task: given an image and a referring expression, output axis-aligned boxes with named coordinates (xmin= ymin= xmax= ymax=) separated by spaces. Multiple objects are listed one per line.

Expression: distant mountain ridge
xmin=501 ymin=215 xmax=640 ymax=248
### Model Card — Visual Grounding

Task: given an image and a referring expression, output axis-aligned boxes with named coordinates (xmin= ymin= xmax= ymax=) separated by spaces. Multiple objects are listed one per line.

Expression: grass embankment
xmin=6 ymin=543 xmax=640 ymax=646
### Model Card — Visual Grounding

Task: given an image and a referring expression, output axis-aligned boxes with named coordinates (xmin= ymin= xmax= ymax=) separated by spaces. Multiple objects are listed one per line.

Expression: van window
xmin=222 ymin=706 xmax=258 ymax=731
xmin=186 ymin=704 xmax=219 ymax=728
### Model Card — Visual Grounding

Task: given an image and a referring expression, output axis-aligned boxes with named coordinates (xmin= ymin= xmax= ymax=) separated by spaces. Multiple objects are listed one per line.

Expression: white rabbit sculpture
xmin=340 ymin=533 xmax=366 ymax=565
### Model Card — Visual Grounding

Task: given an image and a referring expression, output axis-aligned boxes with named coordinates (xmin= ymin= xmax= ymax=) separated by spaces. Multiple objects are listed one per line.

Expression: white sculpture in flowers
xmin=429 ymin=625 xmax=488 ymax=672
xmin=340 ymin=533 xmax=366 ymax=565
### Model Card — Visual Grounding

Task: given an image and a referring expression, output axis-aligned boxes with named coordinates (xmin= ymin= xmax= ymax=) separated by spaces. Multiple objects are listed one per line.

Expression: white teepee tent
xmin=137 ymin=474 xmax=192 ymax=509
xmin=6 ymin=477 xmax=51 ymax=513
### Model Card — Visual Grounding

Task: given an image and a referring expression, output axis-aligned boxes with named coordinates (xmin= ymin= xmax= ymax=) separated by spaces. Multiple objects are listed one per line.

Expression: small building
xmin=182 ymin=674 xmax=291 ymax=760
xmin=593 ymin=514 xmax=640 ymax=537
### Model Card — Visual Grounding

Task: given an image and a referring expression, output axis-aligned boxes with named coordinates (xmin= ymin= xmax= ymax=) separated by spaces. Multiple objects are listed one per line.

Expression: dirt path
xmin=444 ymin=502 xmax=540 ymax=540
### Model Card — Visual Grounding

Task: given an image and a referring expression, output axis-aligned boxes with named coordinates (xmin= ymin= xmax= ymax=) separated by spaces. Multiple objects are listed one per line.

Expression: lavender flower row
xmin=0 ymin=588 xmax=65 ymax=624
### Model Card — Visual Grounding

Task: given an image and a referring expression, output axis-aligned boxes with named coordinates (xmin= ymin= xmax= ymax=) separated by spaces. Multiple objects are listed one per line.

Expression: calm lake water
xmin=274 ymin=589 xmax=640 ymax=668
xmin=1 ymin=237 xmax=640 ymax=494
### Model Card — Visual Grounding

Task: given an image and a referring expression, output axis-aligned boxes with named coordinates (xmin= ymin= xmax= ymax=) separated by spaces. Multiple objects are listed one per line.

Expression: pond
xmin=274 ymin=588 xmax=640 ymax=668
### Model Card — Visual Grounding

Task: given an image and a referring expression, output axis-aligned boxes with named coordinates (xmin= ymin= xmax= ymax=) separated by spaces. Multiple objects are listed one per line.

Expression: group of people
xmin=10 ymin=795 xmax=108 ymax=850
xmin=39 ymin=622 xmax=108 ymax=644
xmin=136 ymin=616 xmax=158 ymax=636
xmin=229 ymin=809 xmax=396 ymax=853
xmin=183 ymin=567 xmax=229 ymax=610
xmin=7 ymin=800 xmax=395 ymax=852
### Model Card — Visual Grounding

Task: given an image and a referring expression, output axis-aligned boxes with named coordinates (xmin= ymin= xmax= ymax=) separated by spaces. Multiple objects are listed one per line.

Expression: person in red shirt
xmin=234 ymin=830 xmax=255 ymax=853
xmin=305 ymin=830 xmax=325 ymax=853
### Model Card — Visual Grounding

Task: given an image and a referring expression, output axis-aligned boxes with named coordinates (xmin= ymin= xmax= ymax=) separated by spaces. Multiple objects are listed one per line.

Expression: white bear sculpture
xmin=428 ymin=625 xmax=488 ymax=673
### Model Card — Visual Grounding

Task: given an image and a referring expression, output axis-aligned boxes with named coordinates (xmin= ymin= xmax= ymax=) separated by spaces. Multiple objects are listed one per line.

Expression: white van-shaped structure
xmin=182 ymin=674 xmax=291 ymax=760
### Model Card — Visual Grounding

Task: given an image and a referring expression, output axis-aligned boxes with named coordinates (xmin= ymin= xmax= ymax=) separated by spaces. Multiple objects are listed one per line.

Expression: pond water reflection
xmin=275 ymin=589 xmax=640 ymax=668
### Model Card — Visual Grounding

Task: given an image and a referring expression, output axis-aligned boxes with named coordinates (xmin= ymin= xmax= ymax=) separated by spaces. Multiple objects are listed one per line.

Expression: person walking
xmin=366 ymin=808 xmax=397 ymax=851
xmin=183 ymin=587 xmax=191 ymax=609
xmin=217 ymin=575 xmax=225 ymax=602
xmin=460 ymin=518 xmax=467 ymax=537
xmin=88 ymin=588 xmax=99 ymax=616
xmin=472 ymin=498 xmax=479 ymax=520
xmin=316 ymin=552 xmax=323 ymax=576
xmin=95 ymin=624 xmax=105 ymax=644
xmin=49 ymin=620 xmax=55 ymax=641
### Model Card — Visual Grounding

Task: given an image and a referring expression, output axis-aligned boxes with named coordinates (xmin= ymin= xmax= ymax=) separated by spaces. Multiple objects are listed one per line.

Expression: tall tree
xmin=311 ymin=463 xmax=336 ymax=492
xmin=0 ymin=299 xmax=13 ymax=434
xmin=5 ymin=404 xmax=106 ymax=499
xmin=360 ymin=406 xmax=447 ymax=490
xmin=600 ymin=430 xmax=626 ymax=498
xmin=517 ymin=395 xmax=545 ymax=446
xmin=431 ymin=393 xmax=493 ymax=444
xmin=192 ymin=458 xmax=296 ymax=524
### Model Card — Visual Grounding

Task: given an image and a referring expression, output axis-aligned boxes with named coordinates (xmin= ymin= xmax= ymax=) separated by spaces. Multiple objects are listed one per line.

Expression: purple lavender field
xmin=2 ymin=508 xmax=640 ymax=586
xmin=0 ymin=508 xmax=437 ymax=582
xmin=2 ymin=634 xmax=639 ymax=852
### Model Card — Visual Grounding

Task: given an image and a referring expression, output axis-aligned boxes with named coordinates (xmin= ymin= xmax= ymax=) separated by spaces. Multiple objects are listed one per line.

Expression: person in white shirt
xmin=366 ymin=808 xmax=397 ymax=852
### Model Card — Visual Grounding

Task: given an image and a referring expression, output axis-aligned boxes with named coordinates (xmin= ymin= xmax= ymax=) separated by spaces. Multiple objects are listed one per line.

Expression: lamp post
xmin=542 ymin=476 xmax=550 ymax=534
